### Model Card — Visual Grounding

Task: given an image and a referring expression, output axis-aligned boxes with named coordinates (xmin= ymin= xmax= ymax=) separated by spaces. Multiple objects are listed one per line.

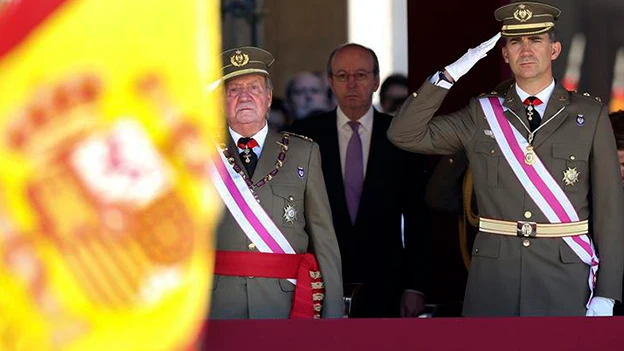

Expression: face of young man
xmin=502 ymin=33 xmax=561 ymax=84
xmin=224 ymin=74 xmax=272 ymax=136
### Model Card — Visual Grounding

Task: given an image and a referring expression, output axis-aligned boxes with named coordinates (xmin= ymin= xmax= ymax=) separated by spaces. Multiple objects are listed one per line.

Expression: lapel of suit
xmin=532 ymin=84 xmax=571 ymax=149
xmin=252 ymin=129 xmax=281 ymax=182
xmin=501 ymin=84 xmax=532 ymax=141
xmin=324 ymin=112 xmax=347 ymax=211
xmin=357 ymin=111 xmax=385 ymax=223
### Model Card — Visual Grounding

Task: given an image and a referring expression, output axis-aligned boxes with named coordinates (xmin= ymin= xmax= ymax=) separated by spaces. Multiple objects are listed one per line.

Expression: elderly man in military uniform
xmin=388 ymin=1 xmax=624 ymax=316
xmin=209 ymin=46 xmax=343 ymax=319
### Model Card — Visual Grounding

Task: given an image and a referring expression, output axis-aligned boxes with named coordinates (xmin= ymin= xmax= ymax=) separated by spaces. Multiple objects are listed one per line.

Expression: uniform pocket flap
xmin=472 ymin=234 xmax=501 ymax=259
xmin=278 ymin=278 xmax=296 ymax=292
xmin=271 ymin=184 xmax=303 ymax=201
xmin=475 ymin=139 xmax=501 ymax=156
xmin=559 ymin=241 xmax=585 ymax=264
xmin=552 ymin=143 xmax=590 ymax=161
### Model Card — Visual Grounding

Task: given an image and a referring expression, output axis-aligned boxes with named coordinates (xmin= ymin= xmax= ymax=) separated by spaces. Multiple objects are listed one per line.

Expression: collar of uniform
xmin=515 ymin=79 xmax=555 ymax=107
xmin=229 ymin=121 xmax=269 ymax=156
xmin=336 ymin=105 xmax=374 ymax=133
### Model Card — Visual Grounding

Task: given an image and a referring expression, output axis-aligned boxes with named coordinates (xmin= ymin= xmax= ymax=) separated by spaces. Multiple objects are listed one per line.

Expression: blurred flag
xmin=0 ymin=0 xmax=221 ymax=350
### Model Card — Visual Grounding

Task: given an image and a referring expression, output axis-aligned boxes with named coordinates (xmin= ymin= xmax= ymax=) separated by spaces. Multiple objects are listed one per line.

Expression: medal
xmin=562 ymin=167 xmax=580 ymax=186
xmin=283 ymin=204 xmax=297 ymax=223
xmin=243 ymin=149 xmax=251 ymax=163
xmin=524 ymin=145 xmax=536 ymax=165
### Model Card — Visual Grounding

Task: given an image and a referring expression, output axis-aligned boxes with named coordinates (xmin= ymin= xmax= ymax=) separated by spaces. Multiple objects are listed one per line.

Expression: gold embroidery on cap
xmin=230 ymin=50 xmax=249 ymax=67
xmin=513 ymin=4 xmax=533 ymax=22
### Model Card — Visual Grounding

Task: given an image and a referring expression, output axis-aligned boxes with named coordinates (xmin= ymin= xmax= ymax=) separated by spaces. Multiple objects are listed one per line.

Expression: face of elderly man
xmin=224 ymin=74 xmax=272 ymax=136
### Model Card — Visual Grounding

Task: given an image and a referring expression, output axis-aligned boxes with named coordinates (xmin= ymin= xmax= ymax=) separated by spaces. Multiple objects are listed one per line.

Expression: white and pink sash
xmin=479 ymin=96 xmax=598 ymax=306
xmin=208 ymin=147 xmax=296 ymax=284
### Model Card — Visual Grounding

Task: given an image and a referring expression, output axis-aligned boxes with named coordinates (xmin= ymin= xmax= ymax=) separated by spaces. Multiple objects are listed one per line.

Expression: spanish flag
xmin=0 ymin=0 xmax=220 ymax=350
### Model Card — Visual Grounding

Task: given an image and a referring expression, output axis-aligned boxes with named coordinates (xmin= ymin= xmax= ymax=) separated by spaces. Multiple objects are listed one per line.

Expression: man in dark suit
xmin=289 ymin=43 xmax=430 ymax=318
xmin=209 ymin=46 xmax=343 ymax=319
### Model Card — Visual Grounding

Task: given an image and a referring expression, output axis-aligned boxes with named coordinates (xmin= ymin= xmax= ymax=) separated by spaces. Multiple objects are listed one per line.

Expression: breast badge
xmin=283 ymin=204 xmax=298 ymax=224
xmin=576 ymin=114 xmax=585 ymax=126
xmin=562 ymin=167 xmax=580 ymax=186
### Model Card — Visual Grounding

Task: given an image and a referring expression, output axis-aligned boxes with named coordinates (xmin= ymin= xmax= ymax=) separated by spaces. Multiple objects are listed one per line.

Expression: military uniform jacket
xmin=388 ymin=80 xmax=624 ymax=316
xmin=209 ymin=130 xmax=343 ymax=319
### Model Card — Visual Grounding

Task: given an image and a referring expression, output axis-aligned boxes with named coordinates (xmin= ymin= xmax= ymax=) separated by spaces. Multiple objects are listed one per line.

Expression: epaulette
xmin=282 ymin=131 xmax=313 ymax=142
xmin=479 ymin=90 xmax=505 ymax=98
xmin=572 ymin=91 xmax=603 ymax=104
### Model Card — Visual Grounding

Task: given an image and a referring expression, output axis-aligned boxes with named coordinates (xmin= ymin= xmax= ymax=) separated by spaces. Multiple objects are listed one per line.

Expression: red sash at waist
xmin=214 ymin=250 xmax=324 ymax=319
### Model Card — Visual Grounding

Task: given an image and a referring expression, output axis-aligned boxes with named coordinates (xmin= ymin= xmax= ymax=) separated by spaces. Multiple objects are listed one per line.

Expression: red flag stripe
xmin=0 ymin=0 xmax=71 ymax=60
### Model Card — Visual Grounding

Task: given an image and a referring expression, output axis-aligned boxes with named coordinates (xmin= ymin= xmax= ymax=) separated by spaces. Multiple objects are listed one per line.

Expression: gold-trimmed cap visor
xmin=494 ymin=2 xmax=561 ymax=37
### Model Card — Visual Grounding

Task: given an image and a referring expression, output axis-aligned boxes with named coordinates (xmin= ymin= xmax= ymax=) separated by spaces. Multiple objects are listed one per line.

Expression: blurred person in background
xmin=284 ymin=71 xmax=332 ymax=121
xmin=379 ymin=73 xmax=409 ymax=115
xmin=609 ymin=110 xmax=624 ymax=187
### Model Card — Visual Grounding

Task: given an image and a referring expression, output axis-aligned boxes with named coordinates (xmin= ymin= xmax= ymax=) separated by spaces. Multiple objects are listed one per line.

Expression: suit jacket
xmin=388 ymin=80 xmax=624 ymax=316
xmin=290 ymin=109 xmax=430 ymax=317
xmin=209 ymin=129 xmax=343 ymax=319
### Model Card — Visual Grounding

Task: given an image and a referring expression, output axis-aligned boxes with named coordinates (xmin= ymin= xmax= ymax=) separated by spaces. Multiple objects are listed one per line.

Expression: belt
xmin=214 ymin=250 xmax=324 ymax=318
xmin=479 ymin=217 xmax=588 ymax=238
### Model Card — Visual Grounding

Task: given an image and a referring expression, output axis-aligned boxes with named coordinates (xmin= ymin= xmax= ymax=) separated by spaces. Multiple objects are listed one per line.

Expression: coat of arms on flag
xmin=0 ymin=0 xmax=222 ymax=350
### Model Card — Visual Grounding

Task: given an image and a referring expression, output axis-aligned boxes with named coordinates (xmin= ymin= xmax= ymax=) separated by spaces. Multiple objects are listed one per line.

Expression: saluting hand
xmin=444 ymin=32 xmax=502 ymax=83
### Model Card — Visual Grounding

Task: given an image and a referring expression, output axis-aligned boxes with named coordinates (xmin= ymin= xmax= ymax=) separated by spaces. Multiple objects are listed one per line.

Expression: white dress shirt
xmin=228 ymin=122 xmax=269 ymax=158
xmin=337 ymin=105 xmax=374 ymax=178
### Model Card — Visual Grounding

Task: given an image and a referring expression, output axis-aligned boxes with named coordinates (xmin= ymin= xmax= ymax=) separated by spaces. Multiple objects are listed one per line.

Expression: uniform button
xmin=523 ymin=239 xmax=530 ymax=247
xmin=449 ymin=158 xmax=454 ymax=164
xmin=490 ymin=149 xmax=495 ymax=154
xmin=248 ymin=276 xmax=254 ymax=279
xmin=288 ymin=195 xmax=294 ymax=201
xmin=412 ymin=92 xmax=418 ymax=97
xmin=474 ymin=248 xmax=480 ymax=253
xmin=524 ymin=211 xmax=532 ymax=219
xmin=248 ymin=243 xmax=256 ymax=250
xmin=570 ymin=155 xmax=576 ymax=160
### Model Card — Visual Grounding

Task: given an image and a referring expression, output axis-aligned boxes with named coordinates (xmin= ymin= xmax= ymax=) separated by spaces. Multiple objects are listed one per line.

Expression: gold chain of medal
xmin=219 ymin=133 xmax=290 ymax=195
xmin=506 ymin=106 xmax=566 ymax=165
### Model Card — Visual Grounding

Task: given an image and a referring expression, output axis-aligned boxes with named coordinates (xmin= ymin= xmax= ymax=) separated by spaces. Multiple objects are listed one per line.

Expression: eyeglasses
xmin=331 ymin=71 xmax=373 ymax=82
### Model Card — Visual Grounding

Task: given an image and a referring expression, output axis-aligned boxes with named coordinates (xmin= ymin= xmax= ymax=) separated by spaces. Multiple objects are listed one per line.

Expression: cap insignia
xmin=230 ymin=50 xmax=249 ymax=67
xmin=514 ymin=4 xmax=533 ymax=23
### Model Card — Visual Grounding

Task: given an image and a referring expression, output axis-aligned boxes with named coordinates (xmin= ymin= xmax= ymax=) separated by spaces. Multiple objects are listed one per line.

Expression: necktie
xmin=344 ymin=121 xmax=363 ymax=224
xmin=523 ymin=96 xmax=543 ymax=132
xmin=237 ymin=137 xmax=258 ymax=177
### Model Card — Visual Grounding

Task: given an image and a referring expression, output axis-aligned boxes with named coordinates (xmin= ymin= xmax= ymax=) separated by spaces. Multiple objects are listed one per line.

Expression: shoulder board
xmin=571 ymin=91 xmax=603 ymax=104
xmin=282 ymin=131 xmax=313 ymax=142
xmin=479 ymin=90 xmax=506 ymax=98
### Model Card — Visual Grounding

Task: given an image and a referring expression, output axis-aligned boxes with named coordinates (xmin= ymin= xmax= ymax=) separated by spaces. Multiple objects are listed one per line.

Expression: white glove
xmin=444 ymin=32 xmax=502 ymax=82
xmin=586 ymin=296 xmax=615 ymax=317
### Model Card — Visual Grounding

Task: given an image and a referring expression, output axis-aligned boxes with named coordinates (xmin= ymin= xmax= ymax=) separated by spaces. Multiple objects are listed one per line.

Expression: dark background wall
xmin=407 ymin=0 xmax=508 ymax=305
